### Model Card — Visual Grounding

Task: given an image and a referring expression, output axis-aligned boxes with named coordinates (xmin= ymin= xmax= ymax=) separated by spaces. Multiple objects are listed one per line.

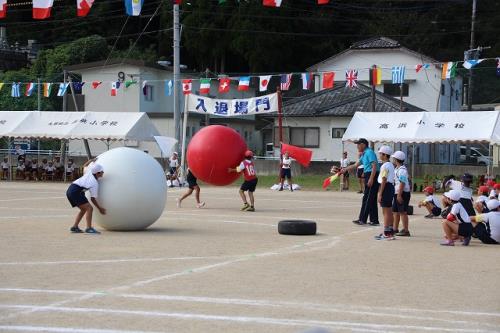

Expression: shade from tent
xmin=0 ymin=111 xmax=160 ymax=141
xmin=342 ymin=111 xmax=500 ymax=144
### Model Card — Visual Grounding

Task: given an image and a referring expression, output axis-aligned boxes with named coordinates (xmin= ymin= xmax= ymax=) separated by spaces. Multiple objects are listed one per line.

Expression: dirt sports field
xmin=0 ymin=182 xmax=499 ymax=333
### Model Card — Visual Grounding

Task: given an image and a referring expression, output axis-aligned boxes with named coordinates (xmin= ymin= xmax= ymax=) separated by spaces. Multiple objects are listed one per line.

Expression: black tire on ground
xmin=278 ymin=220 xmax=317 ymax=236
xmin=407 ymin=205 xmax=414 ymax=215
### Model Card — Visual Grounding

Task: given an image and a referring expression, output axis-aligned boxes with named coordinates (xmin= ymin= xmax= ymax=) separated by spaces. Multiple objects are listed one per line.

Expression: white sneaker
xmin=197 ymin=202 xmax=205 ymax=208
xmin=176 ymin=198 xmax=181 ymax=208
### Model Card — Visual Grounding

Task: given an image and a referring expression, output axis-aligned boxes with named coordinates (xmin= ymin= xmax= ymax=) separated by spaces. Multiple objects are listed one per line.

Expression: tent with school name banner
xmin=342 ymin=111 xmax=500 ymax=144
xmin=0 ymin=111 xmax=160 ymax=141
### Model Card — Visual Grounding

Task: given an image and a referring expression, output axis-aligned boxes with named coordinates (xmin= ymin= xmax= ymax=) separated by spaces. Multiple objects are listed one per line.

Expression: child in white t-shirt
xmin=441 ymin=190 xmax=473 ymax=246
xmin=279 ymin=152 xmax=294 ymax=192
xmin=1 ymin=157 xmax=10 ymax=180
xmin=471 ymin=199 xmax=500 ymax=245
xmin=418 ymin=186 xmax=442 ymax=218
xmin=392 ymin=151 xmax=411 ymax=237
xmin=340 ymin=151 xmax=350 ymax=191
xmin=375 ymin=146 xmax=395 ymax=240
xmin=474 ymin=186 xmax=490 ymax=214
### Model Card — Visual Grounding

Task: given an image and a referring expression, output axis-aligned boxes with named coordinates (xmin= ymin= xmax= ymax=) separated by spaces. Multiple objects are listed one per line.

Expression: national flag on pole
xmin=165 ymin=80 xmax=173 ymax=96
xmin=318 ymin=0 xmax=329 ymax=4
xmin=280 ymin=74 xmax=292 ymax=90
xmin=369 ymin=66 xmax=382 ymax=86
xmin=125 ymin=0 xmax=143 ymax=16
xmin=322 ymin=72 xmax=335 ymax=89
xmin=33 ymin=0 xmax=54 ymax=19
xmin=301 ymin=73 xmax=312 ymax=90
xmin=91 ymin=81 xmax=101 ymax=89
xmin=322 ymin=172 xmax=340 ymax=189
xmin=497 ymin=58 xmax=500 ymax=77
xmin=25 ymin=83 xmax=36 ymax=97
xmin=345 ymin=70 xmax=358 ymax=88
xmin=441 ymin=62 xmax=457 ymax=79
xmin=0 ymin=83 xmax=4 ymax=91
xmin=182 ymin=79 xmax=192 ymax=95
xmin=263 ymin=0 xmax=282 ymax=7
xmin=259 ymin=75 xmax=271 ymax=92
xmin=72 ymin=82 xmax=85 ymax=93
xmin=199 ymin=78 xmax=210 ymax=94
xmin=219 ymin=78 xmax=230 ymax=93
xmin=11 ymin=83 xmax=20 ymax=97
xmin=415 ymin=63 xmax=430 ymax=73
xmin=77 ymin=0 xmax=94 ymax=17
xmin=57 ymin=83 xmax=69 ymax=97
xmin=110 ymin=82 xmax=120 ymax=96
xmin=0 ymin=0 xmax=7 ymax=19
xmin=281 ymin=143 xmax=313 ymax=167
xmin=392 ymin=66 xmax=405 ymax=84
xmin=124 ymin=80 xmax=137 ymax=88
xmin=238 ymin=76 xmax=250 ymax=91
xmin=43 ymin=83 xmax=52 ymax=97
xmin=463 ymin=59 xmax=485 ymax=69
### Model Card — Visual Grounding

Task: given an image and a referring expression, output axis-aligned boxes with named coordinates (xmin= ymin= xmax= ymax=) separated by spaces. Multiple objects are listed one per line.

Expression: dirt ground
xmin=0 ymin=182 xmax=499 ymax=333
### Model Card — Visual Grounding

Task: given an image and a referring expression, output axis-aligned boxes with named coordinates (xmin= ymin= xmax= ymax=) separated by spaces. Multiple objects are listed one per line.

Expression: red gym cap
xmin=423 ymin=186 xmax=434 ymax=194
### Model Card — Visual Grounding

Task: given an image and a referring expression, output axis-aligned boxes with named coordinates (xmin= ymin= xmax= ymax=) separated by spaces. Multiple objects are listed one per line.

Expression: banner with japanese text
xmin=186 ymin=93 xmax=278 ymax=116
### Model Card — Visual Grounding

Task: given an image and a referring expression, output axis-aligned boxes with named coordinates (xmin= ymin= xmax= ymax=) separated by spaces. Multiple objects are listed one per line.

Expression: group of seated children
xmin=4 ymin=156 xmax=78 ymax=181
xmin=418 ymin=173 xmax=499 ymax=246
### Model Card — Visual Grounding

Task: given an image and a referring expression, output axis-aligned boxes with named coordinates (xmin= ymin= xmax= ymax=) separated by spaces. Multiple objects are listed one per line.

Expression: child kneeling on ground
xmin=440 ymin=189 xmax=473 ymax=246
xmin=418 ymin=186 xmax=442 ymax=219
xmin=470 ymin=199 xmax=500 ymax=245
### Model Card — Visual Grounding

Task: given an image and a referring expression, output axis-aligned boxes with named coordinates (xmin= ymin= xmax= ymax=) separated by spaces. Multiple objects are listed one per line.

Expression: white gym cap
xmin=487 ymin=199 xmax=500 ymax=211
xmin=91 ymin=163 xmax=104 ymax=174
xmin=444 ymin=189 xmax=461 ymax=202
xmin=378 ymin=145 xmax=393 ymax=156
xmin=391 ymin=151 xmax=406 ymax=161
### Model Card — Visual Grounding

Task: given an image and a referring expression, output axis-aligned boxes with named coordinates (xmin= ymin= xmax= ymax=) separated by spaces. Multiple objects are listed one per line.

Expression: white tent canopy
xmin=342 ymin=111 xmax=500 ymax=144
xmin=0 ymin=111 xmax=160 ymax=141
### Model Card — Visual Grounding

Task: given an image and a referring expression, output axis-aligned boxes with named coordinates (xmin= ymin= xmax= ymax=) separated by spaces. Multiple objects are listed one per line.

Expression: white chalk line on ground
xmin=1 ymin=288 xmax=498 ymax=326
xmin=0 ymin=207 xmax=69 ymax=211
xmin=0 ymin=215 xmax=71 ymax=220
xmin=167 ymin=211 xmax=328 ymax=221
xmin=0 ymin=325 xmax=165 ymax=333
xmin=0 ymin=196 xmax=64 ymax=202
xmin=0 ymin=305 xmax=498 ymax=333
xmin=0 ymin=229 xmax=370 ymax=322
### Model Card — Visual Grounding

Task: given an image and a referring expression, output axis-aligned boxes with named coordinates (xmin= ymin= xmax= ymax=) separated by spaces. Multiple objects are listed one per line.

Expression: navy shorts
xmin=281 ymin=168 xmax=291 ymax=179
xmin=169 ymin=167 xmax=177 ymax=176
xmin=186 ymin=172 xmax=198 ymax=189
xmin=241 ymin=178 xmax=258 ymax=192
xmin=392 ymin=191 xmax=411 ymax=213
xmin=356 ymin=168 xmax=364 ymax=178
xmin=66 ymin=184 xmax=88 ymax=207
xmin=380 ymin=183 xmax=395 ymax=208
xmin=458 ymin=222 xmax=473 ymax=238
xmin=473 ymin=223 xmax=498 ymax=244
xmin=431 ymin=206 xmax=442 ymax=216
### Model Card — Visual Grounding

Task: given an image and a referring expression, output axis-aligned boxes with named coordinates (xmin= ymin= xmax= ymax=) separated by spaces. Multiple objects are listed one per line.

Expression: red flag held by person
xmin=322 ymin=173 xmax=340 ymax=189
xmin=281 ymin=143 xmax=312 ymax=167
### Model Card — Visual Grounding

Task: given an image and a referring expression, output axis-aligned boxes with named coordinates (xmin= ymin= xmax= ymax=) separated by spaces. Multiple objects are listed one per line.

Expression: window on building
xmin=289 ymin=127 xmax=320 ymax=148
xmin=144 ymin=85 xmax=154 ymax=101
xmin=383 ymin=83 xmax=409 ymax=97
xmin=331 ymin=128 xmax=346 ymax=139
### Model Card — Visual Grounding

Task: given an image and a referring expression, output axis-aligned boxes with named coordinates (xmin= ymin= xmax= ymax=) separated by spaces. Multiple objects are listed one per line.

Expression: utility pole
xmin=467 ymin=0 xmax=477 ymax=111
xmin=173 ymin=4 xmax=181 ymax=151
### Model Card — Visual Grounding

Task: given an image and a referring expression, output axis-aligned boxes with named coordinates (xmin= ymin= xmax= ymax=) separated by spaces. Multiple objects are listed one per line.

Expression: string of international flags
xmin=0 ymin=0 xmax=339 ymax=20
xmin=2 ymin=58 xmax=500 ymax=98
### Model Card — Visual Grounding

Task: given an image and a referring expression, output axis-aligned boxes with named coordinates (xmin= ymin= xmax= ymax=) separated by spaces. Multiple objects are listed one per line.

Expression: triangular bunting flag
xmin=345 ymin=70 xmax=358 ymax=88
xmin=91 ymin=81 xmax=102 ymax=89
xmin=415 ymin=63 xmax=430 ymax=73
xmin=125 ymin=0 xmax=143 ymax=16
xmin=219 ymin=78 xmax=230 ymax=93
xmin=11 ymin=83 xmax=20 ymax=97
xmin=301 ymin=73 xmax=312 ymax=90
xmin=125 ymin=80 xmax=137 ymax=88
xmin=322 ymin=72 xmax=335 ymax=89
xmin=463 ymin=59 xmax=485 ymax=69
xmin=442 ymin=62 xmax=457 ymax=79
xmin=391 ymin=66 xmax=405 ymax=84
xmin=110 ymin=82 xmax=120 ymax=96
xmin=280 ymin=74 xmax=292 ymax=91
xmin=369 ymin=66 xmax=381 ymax=86
xmin=0 ymin=0 xmax=8 ymax=19
xmin=0 ymin=83 xmax=4 ymax=91
xmin=263 ymin=0 xmax=282 ymax=7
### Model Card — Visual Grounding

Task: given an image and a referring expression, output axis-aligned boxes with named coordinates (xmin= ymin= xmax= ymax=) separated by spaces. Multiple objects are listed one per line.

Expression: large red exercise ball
xmin=187 ymin=125 xmax=247 ymax=186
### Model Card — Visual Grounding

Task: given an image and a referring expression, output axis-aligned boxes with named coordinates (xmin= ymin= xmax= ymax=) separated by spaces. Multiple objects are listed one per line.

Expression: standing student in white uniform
xmin=340 ymin=151 xmax=350 ymax=191
xmin=375 ymin=146 xmax=395 ymax=240
xmin=279 ymin=152 xmax=293 ymax=192
xmin=66 ymin=159 xmax=106 ymax=234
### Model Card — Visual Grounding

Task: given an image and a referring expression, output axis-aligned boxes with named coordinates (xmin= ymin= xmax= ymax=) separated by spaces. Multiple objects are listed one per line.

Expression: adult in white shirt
xmin=279 ymin=152 xmax=293 ymax=192
xmin=471 ymin=199 xmax=500 ymax=244
xmin=168 ymin=152 xmax=180 ymax=187
xmin=65 ymin=159 xmax=106 ymax=234
xmin=340 ymin=151 xmax=350 ymax=190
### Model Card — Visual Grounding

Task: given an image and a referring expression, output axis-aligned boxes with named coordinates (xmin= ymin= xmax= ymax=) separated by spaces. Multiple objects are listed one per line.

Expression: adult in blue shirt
xmin=342 ymin=138 xmax=380 ymax=225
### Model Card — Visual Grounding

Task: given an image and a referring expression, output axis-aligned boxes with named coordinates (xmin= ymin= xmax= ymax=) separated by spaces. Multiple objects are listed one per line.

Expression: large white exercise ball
xmin=90 ymin=147 xmax=167 ymax=231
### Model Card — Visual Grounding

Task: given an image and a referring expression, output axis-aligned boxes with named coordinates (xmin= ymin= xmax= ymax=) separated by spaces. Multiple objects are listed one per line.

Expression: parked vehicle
xmin=459 ymin=146 xmax=491 ymax=165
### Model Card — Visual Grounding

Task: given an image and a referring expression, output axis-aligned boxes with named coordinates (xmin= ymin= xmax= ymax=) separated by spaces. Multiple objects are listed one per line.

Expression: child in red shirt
xmin=229 ymin=150 xmax=258 ymax=212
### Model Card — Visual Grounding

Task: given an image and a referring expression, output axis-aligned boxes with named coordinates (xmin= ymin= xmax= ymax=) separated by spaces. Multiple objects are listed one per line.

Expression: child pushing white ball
xmin=88 ymin=147 xmax=167 ymax=231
